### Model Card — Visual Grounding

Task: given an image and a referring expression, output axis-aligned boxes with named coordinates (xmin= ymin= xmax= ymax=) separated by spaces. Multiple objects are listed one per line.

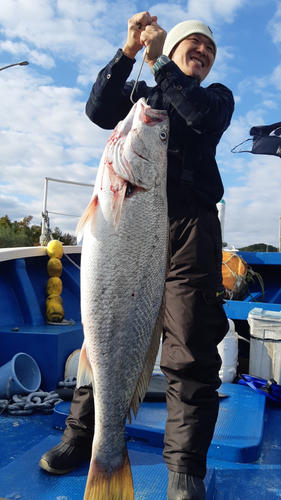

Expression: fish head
xmin=112 ymin=98 xmax=169 ymax=190
xmin=85 ymin=99 xmax=169 ymax=233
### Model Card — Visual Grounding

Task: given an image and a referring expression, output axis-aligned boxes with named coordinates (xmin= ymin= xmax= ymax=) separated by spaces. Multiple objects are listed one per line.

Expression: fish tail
xmin=76 ymin=194 xmax=98 ymax=239
xmin=84 ymin=450 xmax=133 ymax=500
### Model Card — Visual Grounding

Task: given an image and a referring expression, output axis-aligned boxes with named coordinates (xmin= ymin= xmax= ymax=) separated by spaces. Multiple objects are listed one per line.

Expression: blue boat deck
xmin=1 ymin=382 xmax=281 ymax=499
xmin=1 ymin=247 xmax=281 ymax=498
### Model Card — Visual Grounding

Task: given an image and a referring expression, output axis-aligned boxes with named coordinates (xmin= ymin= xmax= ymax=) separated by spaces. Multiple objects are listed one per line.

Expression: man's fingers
xmin=131 ymin=12 xmax=157 ymax=30
xmin=123 ymin=12 xmax=159 ymax=59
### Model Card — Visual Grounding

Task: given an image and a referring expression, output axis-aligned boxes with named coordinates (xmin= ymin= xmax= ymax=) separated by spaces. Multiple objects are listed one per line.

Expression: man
xmin=40 ymin=12 xmax=234 ymax=500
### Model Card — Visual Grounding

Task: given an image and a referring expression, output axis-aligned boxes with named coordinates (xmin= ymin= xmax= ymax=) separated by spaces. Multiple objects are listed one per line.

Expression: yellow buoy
xmin=46 ymin=302 xmax=65 ymax=323
xmin=47 ymin=240 xmax=64 ymax=259
xmin=46 ymin=294 xmax=63 ymax=308
xmin=47 ymin=257 xmax=63 ymax=278
xmin=46 ymin=277 xmax=63 ymax=296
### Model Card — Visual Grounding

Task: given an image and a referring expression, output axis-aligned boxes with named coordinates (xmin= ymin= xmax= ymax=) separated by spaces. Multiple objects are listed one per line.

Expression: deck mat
xmin=53 ymin=382 xmax=266 ymax=463
xmin=0 ymin=384 xmax=269 ymax=499
xmin=209 ymin=382 xmax=266 ymax=462
xmin=213 ymin=468 xmax=281 ymax=500
xmin=0 ymin=435 xmax=215 ymax=500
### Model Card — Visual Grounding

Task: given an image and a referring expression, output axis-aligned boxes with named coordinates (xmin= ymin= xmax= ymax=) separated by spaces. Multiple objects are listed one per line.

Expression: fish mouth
xmin=140 ymin=101 xmax=168 ymax=125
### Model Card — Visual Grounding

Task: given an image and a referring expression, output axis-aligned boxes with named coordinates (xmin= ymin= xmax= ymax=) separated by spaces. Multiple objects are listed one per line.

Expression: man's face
xmin=170 ymin=33 xmax=215 ymax=83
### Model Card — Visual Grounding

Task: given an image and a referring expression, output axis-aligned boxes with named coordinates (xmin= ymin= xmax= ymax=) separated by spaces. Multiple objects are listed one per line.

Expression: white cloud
xmin=263 ymin=99 xmax=277 ymax=109
xmin=0 ymin=0 xmax=127 ymax=77
xmin=150 ymin=0 xmax=246 ymax=40
xmin=0 ymin=66 xmax=110 ymax=232
xmin=186 ymin=0 xmax=247 ymax=25
xmin=268 ymin=2 xmax=281 ymax=45
xmin=270 ymin=63 xmax=281 ymax=90
xmin=0 ymin=40 xmax=55 ymax=68
xmin=223 ymin=155 xmax=281 ymax=248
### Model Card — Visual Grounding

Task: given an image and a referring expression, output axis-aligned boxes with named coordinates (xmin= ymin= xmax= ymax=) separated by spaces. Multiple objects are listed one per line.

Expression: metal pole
xmin=217 ymin=199 xmax=226 ymax=245
xmin=0 ymin=61 xmax=29 ymax=71
xmin=44 ymin=177 xmax=94 ymax=188
xmin=279 ymin=216 xmax=281 ymax=252
xmin=41 ymin=177 xmax=49 ymax=242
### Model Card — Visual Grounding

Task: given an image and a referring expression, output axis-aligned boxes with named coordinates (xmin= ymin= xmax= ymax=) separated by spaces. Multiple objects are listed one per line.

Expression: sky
xmin=1 ymin=0 xmax=281 ymax=249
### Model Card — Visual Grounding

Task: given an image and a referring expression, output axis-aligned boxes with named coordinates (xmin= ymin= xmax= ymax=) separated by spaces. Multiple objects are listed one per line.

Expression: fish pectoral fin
xmin=76 ymin=195 xmax=98 ymax=240
xmin=76 ymin=342 xmax=94 ymax=389
xmin=112 ymin=184 xmax=127 ymax=231
xmin=84 ymin=450 xmax=133 ymax=500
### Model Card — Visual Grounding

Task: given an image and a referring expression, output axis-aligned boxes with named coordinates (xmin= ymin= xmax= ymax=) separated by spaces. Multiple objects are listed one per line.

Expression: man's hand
xmin=141 ymin=21 xmax=167 ymax=67
xmin=122 ymin=12 xmax=158 ymax=59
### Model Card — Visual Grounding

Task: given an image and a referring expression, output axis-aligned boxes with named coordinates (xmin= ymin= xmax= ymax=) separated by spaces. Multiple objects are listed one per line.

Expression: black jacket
xmin=86 ymin=49 xmax=235 ymax=206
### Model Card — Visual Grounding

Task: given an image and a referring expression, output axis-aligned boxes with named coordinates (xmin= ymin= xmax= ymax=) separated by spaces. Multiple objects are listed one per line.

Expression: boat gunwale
xmin=0 ymin=245 xmax=82 ymax=263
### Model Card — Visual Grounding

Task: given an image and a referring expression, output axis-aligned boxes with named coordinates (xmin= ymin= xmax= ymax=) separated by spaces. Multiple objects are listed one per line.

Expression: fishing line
xmin=130 ymin=47 xmax=147 ymax=104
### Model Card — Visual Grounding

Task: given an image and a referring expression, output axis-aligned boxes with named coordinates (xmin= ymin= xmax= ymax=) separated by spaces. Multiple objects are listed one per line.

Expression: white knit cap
xmin=163 ymin=20 xmax=217 ymax=59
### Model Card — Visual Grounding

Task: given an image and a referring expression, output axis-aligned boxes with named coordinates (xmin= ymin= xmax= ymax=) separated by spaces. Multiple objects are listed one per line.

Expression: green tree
xmin=29 ymin=224 xmax=42 ymax=246
xmin=0 ymin=216 xmax=76 ymax=247
xmin=239 ymin=243 xmax=278 ymax=252
xmin=0 ymin=215 xmax=12 ymax=228
xmin=60 ymin=233 xmax=77 ymax=245
xmin=52 ymin=227 xmax=63 ymax=241
xmin=0 ymin=225 xmax=32 ymax=247
xmin=50 ymin=226 xmax=76 ymax=245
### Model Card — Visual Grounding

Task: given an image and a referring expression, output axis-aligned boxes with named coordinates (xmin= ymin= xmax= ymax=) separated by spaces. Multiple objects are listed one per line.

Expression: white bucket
xmin=248 ymin=308 xmax=281 ymax=384
xmin=0 ymin=353 xmax=41 ymax=399
xmin=64 ymin=349 xmax=81 ymax=379
xmin=218 ymin=319 xmax=238 ymax=383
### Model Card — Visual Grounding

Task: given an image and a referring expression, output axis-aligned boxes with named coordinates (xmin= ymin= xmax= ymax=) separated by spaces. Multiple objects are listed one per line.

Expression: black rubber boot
xmin=167 ymin=471 xmax=206 ymax=500
xmin=39 ymin=442 xmax=91 ymax=475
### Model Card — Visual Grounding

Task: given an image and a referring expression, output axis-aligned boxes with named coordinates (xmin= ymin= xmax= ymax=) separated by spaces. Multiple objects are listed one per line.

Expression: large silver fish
xmin=76 ymin=97 xmax=169 ymax=500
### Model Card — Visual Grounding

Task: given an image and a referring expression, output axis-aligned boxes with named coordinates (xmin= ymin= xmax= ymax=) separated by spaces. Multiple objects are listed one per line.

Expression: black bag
xmin=232 ymin=121 xmax=281 ymax=157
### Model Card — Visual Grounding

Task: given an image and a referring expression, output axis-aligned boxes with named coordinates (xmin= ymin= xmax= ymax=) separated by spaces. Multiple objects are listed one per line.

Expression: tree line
xmin=0 ymin=215 xmax=76 ymax=247
xmin=239 ymin=243 xmax=278 ymax=252
xmin=0 ymin=215 xmax=278 ymax=251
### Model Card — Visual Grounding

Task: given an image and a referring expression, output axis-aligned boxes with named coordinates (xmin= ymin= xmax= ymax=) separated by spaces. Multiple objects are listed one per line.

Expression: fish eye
xmin=125 ymin=182 xmax=135 ymax=197
xmin=160 ymin=132 xmax=167 ymax=141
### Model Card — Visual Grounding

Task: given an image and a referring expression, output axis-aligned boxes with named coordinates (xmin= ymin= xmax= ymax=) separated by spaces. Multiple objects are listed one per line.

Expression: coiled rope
xmin=46 ymin=318 xmax=76 ymax=326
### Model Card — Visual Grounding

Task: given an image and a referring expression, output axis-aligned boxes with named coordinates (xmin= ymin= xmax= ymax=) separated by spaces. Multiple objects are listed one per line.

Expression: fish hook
xmin=130 ymin=47 xmax=147 ymax=105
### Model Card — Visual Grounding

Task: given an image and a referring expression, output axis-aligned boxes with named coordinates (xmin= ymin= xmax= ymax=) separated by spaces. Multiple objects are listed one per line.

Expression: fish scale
xmin=76 ymin=98 xmax=170 ymax=500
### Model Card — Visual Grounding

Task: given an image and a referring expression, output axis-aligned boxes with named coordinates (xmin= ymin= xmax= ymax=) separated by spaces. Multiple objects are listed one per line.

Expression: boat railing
xmin=40 ymin=176 xmax=94 ymax=245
